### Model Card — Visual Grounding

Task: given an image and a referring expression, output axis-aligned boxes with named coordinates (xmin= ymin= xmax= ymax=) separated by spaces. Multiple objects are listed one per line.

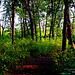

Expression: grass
xmin=0 ymin=32 xmax=75 ymax=74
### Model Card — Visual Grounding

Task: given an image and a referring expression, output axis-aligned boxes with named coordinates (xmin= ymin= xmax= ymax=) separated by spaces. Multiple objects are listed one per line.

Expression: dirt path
xmin=6 ymin=57 xmax=59 ymax=75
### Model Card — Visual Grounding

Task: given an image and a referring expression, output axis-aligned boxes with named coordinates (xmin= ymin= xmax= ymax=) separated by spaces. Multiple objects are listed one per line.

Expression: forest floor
xmin=6 ymin=57 xmax=60 ymax=75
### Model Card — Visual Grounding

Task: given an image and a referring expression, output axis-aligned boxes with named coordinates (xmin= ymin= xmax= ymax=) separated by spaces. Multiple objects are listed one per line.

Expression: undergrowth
xmin=0 ymin=36 xmax=75 ymax=74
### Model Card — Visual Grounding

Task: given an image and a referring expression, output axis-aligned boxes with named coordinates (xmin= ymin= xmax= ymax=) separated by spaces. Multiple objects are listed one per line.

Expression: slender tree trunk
xmin=32 ymin=0 xmax=37 ymax=41
xmin=72 ymin=10 xmax=75 ymax=29
xmin=2 ymin=28 xmax=3 ymax=37
xmin=34 ymin=20 xmax=37 ymax=41
xmin=2 ymin=26 xmax=4 ymax=37
xmin=39 ymin=22 xmax=41 ymax=40
xmin=10 ymin=18 xmax=12 ymax=39
xmin=49 ymin=26 xmax=51 ymax=40
xmin=0 ymin=24 xmax=1 ymax=37
xmin=21 ymin=18 xmax=23 ymax=38
xmin=52 ymin=14 xmax=55 ymax=38
xmin=56 ymin=24 xmax=60 ymax=39
xmin=72 ymin=3 xmax=75 ymax=29
xmin=24 ymin=19 xmax=26 ymax=38
xmin=26 ymin=23 xmax=29 ymax=35
xmin=45 ymin=15 xmax=47 ymax=39
xmin=42 ymin=21 xmax=44 ymax=33
xmin=62 ymin=4 xmax=68 ymax=51
xmin=12 ymin=0 xmax=15 ymax=44
xmin=38 ymin=12 xmax=41 ymax=40
xmin=34 ymin=13 xmax=37 ymax=41
xmin=67 ymin=4 xmax=73 ymax=47
xmin=34 ymin=19 xmax=37 ymax=41
xmin=26 ymin=0 xmax=35 ymax=40
xmin=28 ymin=11 xmax=35 ymax=40
xmin=56 ymin=19 xmax=62 ymax=39
xmin=25 ymin=11 xmax=29 ymax=35
xmin=51 ymin=0 xmax=55 ymax=38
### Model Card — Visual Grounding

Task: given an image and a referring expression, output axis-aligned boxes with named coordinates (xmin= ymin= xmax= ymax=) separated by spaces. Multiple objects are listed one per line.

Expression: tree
xmin=25 ymin=0 xmax=35 ymax=40
xmin=12 ymin=0 xmax=15 ymax=44
xmin=38 ymin=12 xmax=41 ymax=40
xmin=62 ymin=0 xmax=74 ymax=51
xmin=20 ymin=18 xmax=23 ymax=38
xmin=23 ymin=18 xmax=26 ymax=38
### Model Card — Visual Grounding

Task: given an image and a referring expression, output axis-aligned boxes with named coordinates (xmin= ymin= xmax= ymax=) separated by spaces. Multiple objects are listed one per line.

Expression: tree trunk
xmin=26 ymin=0 xmax=35 ymax=40
xmin=51 ymin=0 xmax=55 ymax=38
xmin=72 ymin=9 xmax=75 ymax=29
xmin=56 ymin=24 xmax=60 ymax=39
xmin=25 ymin=11 xmax=29 ymax=35
xmin=12 ymin=0 xmax=15 ymax=44
xmin=45 ymin=15 xmax=47 ymax=39
xmin=42 ymin=21 xmax=44 ymax=33
xmin=32 ymin=0 xmax=37 ymax=41
xmin=24 ymin=19 xmax=26 ymax=38
xmin=67 ymin=4 xmax=73 ymax=47
xmin=62 ymin=4 xmax=68 ymax=51
xmin=34 ymin=20 xmax=37 ymax=41
xmin=10 ymin=18 xmax=12 ymax=39
xmin=56 ymin=19 xmax=62 ymax=39
xmin=39 ymin=22 xmax=41 ymax=40
xmin=51 ymin=19 xmax=54 ymax=38
xmin=38 ymin=12 xmax=41 ymax=40
xmin=26 ymin=23 xmax=29 ymax=35
xmin=34 ymin=13 xmax=37 ymax=41
xmin=49 ymin=26 xmax=51 ymax=40
xmin=2 ymin=26 xmax=4 ymax=37
xmin=28 ymin=11 xmax=35 ymax=40
xmin=21 ymin=18 xmax=23 ymax=38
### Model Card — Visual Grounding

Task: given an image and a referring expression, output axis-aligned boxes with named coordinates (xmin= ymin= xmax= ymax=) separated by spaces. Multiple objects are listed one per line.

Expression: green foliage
xmin=1 ymin=0 xmax=75 ymax=74
xmin=0 ymin=32 xmax=75 ymax=74
xmin=0 ymin=35 xmax=62 ymax=74
xmin=0 ymin=37 xmax=30 ymax=74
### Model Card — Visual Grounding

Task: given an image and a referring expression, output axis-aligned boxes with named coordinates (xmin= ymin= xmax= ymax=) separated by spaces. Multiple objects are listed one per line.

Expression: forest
xmin=0 ymin=0 xmax=75 ymax=75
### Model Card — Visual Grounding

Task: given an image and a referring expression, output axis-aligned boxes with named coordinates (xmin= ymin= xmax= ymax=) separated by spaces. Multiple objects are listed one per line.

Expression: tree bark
xmin=32 ymin=0 xmax=37 ymax=41
xmin=72 ymin=7 xmax=75 ymax=29
xmin=62 ymin=3 xmax=69 ymax=51
xmin=56 ymin=19 xmax=62 ymax=39
xmin=21 ymin=18 xmax=23 ymax=38
xmin=51 ymin=15 xmax=55 ymax=38
xmin=42 ymin=21 xmax=44 ymax=33
xmin=2 ymin=26 xmax=4 ymax=37
xmin=26 ymin=23 xmax=29 ymax=35
xmin=39 ymin=22 xmax=41 ymax=40
xmin=62 ymin=2 xmax=73 ymax=51
xmin=67 ymin=4 xmax=73 ymax=47
xmin=10 ymin=18 xmax=12 ymax=39
xmin=45 ymin=15 xmax=47 ymax=39
xmin=24 ymin=19 xmax=26 ymax=38
xmin=62 ymin=4 xmax=68 ymax=51
xmin=51 ymin=0 xmax=55 ymax=38
xmin=38 ymin=12 xmax=41 ymax=40
xmin=34 ymin=16 xmax=37 ymax=41
xmin=28 ymin=11 xmax=35 ymax=40
xmin=33 ymin=13 xmax=37 ymax=41
xmin=49 ymin=26 xmax=51 ymax=40
xmin=12 ymin=0 xmax=15 ymax=44
xmin=56 ymin=24 xmax=60 ymax=39
xmin=26 ymin=0 xmax=35 ymax=40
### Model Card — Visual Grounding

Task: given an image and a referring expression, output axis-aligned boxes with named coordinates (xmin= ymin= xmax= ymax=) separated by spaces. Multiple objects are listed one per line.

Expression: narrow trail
xmin=6 ymin=57 xmax=59 ymax=75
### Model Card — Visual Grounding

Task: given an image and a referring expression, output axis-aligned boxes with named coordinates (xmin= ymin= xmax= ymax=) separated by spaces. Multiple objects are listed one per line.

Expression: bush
xmin=0 ymin=35 xmax=74 ymax=74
